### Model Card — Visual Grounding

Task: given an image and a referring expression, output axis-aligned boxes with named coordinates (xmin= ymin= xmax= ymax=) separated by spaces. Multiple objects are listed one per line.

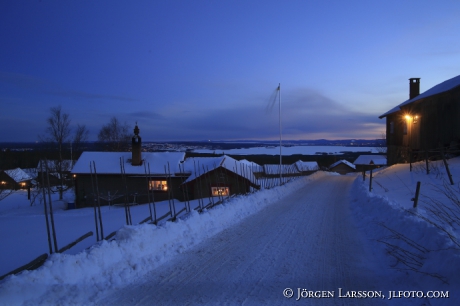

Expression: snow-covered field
xmin=193 ymin=145 xmax=379 ymax=155
xmin=0 ymin=157 xmax=459 ymax=305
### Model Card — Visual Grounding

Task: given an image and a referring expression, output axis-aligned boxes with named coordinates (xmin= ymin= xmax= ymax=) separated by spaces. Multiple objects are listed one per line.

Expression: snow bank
xmin=350 ymin=159 xmax=460 ymax=305
xmin=0 ymin=172 xmax=326 ymax=305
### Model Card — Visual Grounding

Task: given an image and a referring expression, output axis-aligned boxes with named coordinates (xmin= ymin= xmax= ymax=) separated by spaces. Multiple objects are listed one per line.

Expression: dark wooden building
xmin=380 ymin=75 xmax=460 ymax=165
xmin=71 ymin=124 xmax=188 ymax=208
xmin=328 ymin=160 xmax=356 ymax=175
xmin=0 ymin=168 xmax=32 ymax=190
xmin=180 ymin=156 xmax=260 ymax=199
xmin=353 ymin=155 xmax=387 ymax=172
xmin=71 ymin=150 xmax=188 ymax=208
xmin=37 ymin=159 xmax=73 ymax=186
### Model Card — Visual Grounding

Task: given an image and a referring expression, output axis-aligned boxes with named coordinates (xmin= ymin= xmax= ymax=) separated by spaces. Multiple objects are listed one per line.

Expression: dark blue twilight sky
xmin=1 ymin=1 xmax=459 ymax=142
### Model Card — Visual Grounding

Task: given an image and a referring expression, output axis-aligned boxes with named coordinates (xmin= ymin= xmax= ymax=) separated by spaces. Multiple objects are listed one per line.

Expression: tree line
xmin=0 ymin=105 xmax=134 ymax=197
xmin=42 ymin=105 xmax=132 ymax=154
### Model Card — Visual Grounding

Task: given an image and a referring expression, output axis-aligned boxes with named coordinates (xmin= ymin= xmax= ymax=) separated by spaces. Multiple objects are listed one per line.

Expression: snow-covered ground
xmin=350 ymin=158 xmax=460 ymax=303
xmin=0 ymin=157 xmax=459 ymax=305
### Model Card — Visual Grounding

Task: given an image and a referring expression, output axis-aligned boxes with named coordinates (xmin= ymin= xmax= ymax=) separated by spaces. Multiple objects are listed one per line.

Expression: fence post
xmin=412 ymin=181 xmax=421 ymax=208
xmin=409 ymin=149 xmax=412 ymax=172
xmin=441 ymin=147 xmax=454 ymax=185
xmin=40 ymin=162 xmax=53 ymax=254
xmin=424 ymin=150 xmax=429 ymax=174
xmin=369 ymin=169 xmax=373 ymax=192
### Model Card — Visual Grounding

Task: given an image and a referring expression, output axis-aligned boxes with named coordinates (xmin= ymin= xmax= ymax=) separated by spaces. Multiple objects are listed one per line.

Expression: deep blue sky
xmin=1 ymin=1 xmax=459 ymax=142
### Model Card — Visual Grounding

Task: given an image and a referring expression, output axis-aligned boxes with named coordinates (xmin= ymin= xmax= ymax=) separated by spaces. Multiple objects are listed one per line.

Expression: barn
xmin=0 ymin=168 xmax=32 ymax=190
xmin=71 ymin=151 xmax=187 ymax=208
xmin=180 ymin=156 xmax=260 ymax=199
xmin=328 ymin=160 xmax=355 ymax=175
xmin=353 ymin=155 xmax=387 ymax=172
xmin=380 ymin=75 xmax=460 ymax=165
xmin=71 ymin=124 xmax=188 ymax=208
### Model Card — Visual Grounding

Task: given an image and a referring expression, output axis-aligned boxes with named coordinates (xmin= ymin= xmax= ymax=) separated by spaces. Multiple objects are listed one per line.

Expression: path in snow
xmin=98 ymin=176 xmax=388 ymax=305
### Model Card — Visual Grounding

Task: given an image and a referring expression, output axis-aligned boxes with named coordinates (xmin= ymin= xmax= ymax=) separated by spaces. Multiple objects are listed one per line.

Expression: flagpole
xmin=278 ymin=83 xmax=282 ymax=185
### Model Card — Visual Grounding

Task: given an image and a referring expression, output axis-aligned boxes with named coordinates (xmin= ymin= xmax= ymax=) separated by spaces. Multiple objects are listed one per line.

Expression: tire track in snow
xmin=98 ymin=175 xmax=388 ymax=306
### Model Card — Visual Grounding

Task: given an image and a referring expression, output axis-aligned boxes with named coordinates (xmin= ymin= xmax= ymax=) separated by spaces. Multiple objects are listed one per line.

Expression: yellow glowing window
xmin=149 ymin=180 xmax=168 ymax=191
xmin=211 ymin=187 xmax=229 ymax=196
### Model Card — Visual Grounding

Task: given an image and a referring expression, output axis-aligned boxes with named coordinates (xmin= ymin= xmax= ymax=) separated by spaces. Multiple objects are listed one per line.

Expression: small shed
xmin=293 ymin=160 xmax=319 ymax=175
xmin=181 ymin=155 xmax=259 ymax=199
xmin=328 ymin=160 xmax=356 ymax=175
xmin=353 ymin=155 xmax=387 ymax=172
xmin=0 ymin=168 xmax=32 ymax=189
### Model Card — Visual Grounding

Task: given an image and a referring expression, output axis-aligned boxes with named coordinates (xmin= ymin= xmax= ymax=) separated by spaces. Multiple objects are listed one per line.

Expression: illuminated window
xmin=149 ymin=180 xmax=168 ymax=191
xmin=211 ymin=187 xmax=229 ymax=196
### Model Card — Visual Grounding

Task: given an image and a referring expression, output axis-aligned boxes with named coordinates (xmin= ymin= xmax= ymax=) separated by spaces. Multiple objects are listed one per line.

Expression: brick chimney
xmin=131 ymin=123 xmax=142 ymax=166
xmin=409 ymin=78 xmax=420 ymax=100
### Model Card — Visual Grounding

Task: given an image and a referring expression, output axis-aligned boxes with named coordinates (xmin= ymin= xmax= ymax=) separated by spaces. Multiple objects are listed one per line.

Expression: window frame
xmin=149 ymin=180 xmax=168 ymax=191
xmin=211 ymin=186 xmax=230 ymax=196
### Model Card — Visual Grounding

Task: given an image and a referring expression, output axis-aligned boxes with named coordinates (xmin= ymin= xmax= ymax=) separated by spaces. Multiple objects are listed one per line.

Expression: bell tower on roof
xmin=131 ymin=123 xmax=142 ymax=166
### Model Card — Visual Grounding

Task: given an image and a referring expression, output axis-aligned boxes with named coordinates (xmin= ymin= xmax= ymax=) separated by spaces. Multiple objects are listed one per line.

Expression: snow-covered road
xmin=98 ymin=175 xmax=388 ymax=305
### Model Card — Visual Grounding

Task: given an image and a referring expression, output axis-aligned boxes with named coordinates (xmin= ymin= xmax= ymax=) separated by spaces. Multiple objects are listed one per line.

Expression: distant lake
xmin=193 ymin=145 xmax=380 ymax=155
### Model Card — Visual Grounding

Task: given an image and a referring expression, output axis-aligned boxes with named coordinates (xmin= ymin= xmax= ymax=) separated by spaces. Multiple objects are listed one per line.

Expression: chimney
xmin=409 ymin=78 xmax=420 ymax=100
xmin=131 ymin=123 xmax=142 ymax=166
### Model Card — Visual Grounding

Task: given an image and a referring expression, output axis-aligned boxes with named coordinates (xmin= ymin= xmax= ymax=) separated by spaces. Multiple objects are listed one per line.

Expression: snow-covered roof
xmin=3 ymin=168 xmax=32 ymax=183
xmin=22 ymin=168 xmax=38 ymax=179
xmin=329 ymin=160 xmax=356 ymax=170
xmin=263 ymin=164 xmax=299 ymax=175
xmin=239 ymin=159 xmax=263 ymax=173
xmin=293 ymin=160 xmax=319 ymax=172
xmin=181 ymin=155 xmax=257 ymax=184
xmin=379 ymin=75 xmax=460 ymax=118
xmin=71 ymin=152 xmax=186 ymax=175
xmin=353 ymin=155 xmax=387 ymax=166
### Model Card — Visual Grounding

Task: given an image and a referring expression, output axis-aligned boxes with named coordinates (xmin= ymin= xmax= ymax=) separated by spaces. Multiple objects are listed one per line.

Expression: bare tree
xmin=44 ymin=106 xmax=72 ymax=155
xmin=41 ymin=106 xmax=88 ymax=199
xmin=73 ymin=124 xmax=89 ymax=154
xmin=41 ymin=106 xmax=72 ymax=199
xmin=97 ymin=117 xmax=131 ymax=151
